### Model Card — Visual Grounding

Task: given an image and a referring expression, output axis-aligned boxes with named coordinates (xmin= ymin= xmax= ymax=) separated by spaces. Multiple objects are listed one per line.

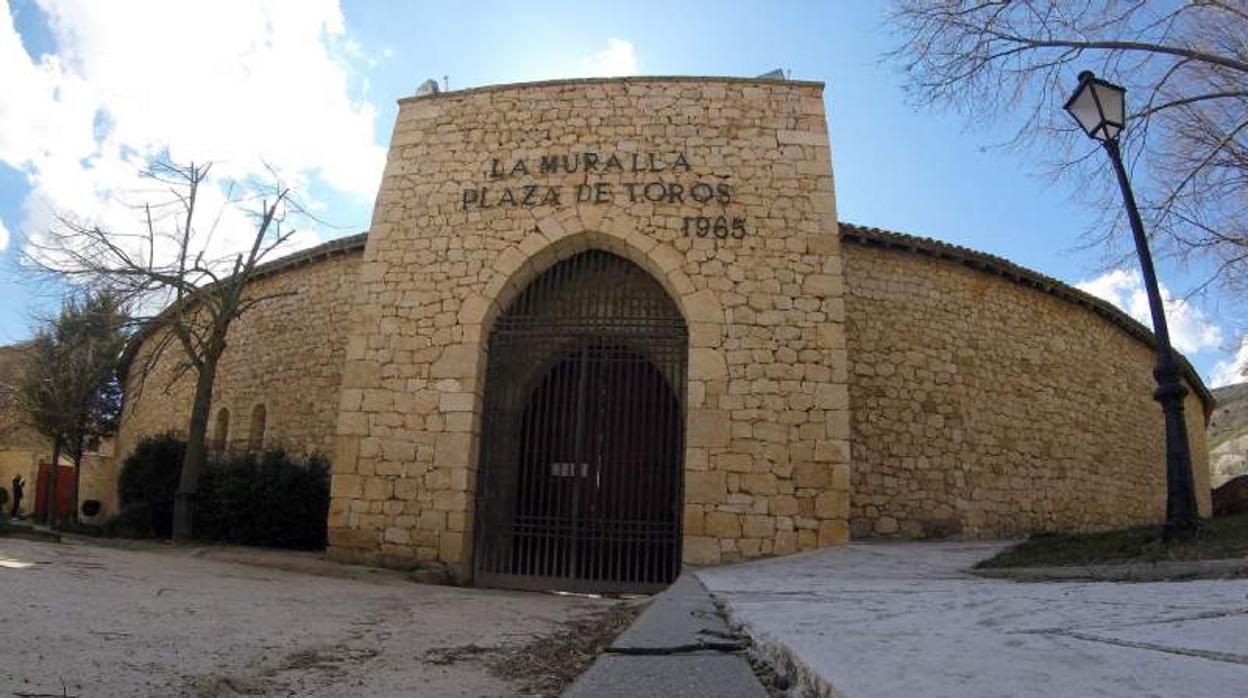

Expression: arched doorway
xmin=474 ymin=250 xmax=688 ymax=593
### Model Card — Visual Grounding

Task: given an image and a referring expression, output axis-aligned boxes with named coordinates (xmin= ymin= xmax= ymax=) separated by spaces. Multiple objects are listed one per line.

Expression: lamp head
xmin=1064 ymin=70 xmax=1126 ymax=142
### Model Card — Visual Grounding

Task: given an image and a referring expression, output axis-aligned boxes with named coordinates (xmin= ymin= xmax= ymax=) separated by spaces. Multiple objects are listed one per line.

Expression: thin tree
xmin=17 ymin=292 xmax=126 ymax=526
xmin=61 ymin=294 xmax=126 ymax=524
xmin=18 ymin=328 xmax=69 ymax=524
xmin=886 ymin=1 xmax=1248 ymax=308
xmin=25 ymin=160 xmax=300 ymax=539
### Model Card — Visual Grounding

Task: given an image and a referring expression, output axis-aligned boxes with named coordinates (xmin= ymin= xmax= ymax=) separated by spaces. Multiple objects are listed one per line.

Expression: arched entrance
xmin=474 ymin=250 xmax=688 ymax=593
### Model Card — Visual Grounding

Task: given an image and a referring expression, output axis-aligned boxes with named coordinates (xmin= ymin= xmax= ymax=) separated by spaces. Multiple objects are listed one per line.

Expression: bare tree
xmin=26 ymin=160 xmax=300 ymax=539
xmin=887 ymin=1 xmax=1248 ymax=311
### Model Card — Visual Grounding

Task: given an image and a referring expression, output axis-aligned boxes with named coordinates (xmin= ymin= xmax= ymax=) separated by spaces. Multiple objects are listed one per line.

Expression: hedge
xmin=112 ymin=434 xmax=329 ymax=549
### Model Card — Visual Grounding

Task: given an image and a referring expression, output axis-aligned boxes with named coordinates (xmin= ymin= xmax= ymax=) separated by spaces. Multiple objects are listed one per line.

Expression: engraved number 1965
xmin=682 ymin=216 xmax=746 ymax=239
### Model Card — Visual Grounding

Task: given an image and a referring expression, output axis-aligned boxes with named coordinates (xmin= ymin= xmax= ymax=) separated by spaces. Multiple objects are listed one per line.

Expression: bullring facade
xmin=111 ymin=76 xmax=1212 ymax=591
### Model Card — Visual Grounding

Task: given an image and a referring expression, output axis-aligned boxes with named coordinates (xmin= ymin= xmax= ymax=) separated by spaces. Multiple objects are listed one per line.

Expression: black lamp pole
xmin=1065 ymin=71 xmax=1199 ymax=538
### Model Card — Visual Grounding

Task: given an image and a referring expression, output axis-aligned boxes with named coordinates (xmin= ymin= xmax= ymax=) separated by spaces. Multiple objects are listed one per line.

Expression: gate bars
xmin=474 ymin=250 xmax=688 ymax=593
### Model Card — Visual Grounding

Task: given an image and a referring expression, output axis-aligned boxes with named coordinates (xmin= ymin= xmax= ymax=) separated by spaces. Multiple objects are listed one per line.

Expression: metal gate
xmin=474 ymin=250 xmax=687 ymax=593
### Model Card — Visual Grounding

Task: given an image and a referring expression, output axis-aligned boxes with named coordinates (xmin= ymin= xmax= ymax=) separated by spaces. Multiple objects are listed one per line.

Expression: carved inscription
xmin=461 ymin=151 xmax=747 ymax=238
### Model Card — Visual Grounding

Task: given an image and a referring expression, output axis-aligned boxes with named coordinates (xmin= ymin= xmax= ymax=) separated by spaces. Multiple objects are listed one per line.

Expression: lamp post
xmin=1064 ymin=70 xmax=1199 ymax=538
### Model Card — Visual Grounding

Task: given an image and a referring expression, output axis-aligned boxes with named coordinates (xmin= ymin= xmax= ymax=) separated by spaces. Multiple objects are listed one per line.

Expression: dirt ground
xmin=0 ymin=536 xmax=628 ymax=697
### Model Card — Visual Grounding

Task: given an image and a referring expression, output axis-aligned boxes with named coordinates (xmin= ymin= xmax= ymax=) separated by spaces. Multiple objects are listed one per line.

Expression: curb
xmin=563 ymin=575 xmax=769 ymax=697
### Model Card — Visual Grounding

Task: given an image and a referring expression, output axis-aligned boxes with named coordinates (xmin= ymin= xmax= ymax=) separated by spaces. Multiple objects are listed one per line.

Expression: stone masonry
xmin=326 ymin=77 xmax=850 ymax=577
xmin=99 ymin=76 xmax=1215 ymax=584
xmin=116 ymin=238 xmax=364 ymax=472
xmin=841 ymin=225 xmax=1211 ymax=538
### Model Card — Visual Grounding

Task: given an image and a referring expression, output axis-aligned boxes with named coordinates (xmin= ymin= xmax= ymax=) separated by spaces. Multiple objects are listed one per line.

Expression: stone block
xmin=434 ymin=431 xmax=473 ymax=469
xmin=687 ymin=409 xmax=731 ymax=448
xmin=439 ymin=531 xmax=466 ymax=563
xmin=430 ymin=344 xmax=479 ymax=379
xmin=683 ymin=536 xmax=722 ymax=565
xmin=364 ymin=477 xmax=394 ymax=501
xmin=793 ymin=461 xmax=829 ymax=488
xmin=741 ymin=515 xmax=775 ymax=539
xmin=330 ymin=474 xmax=362 ymax=499
xmin=705 ymin=511 xmax=742 ymax=538
xmin=686 ymin=471 xmax=727 ymax=503
xmin=689 ymin=348 xmax=729 ymax=381
xmin=815 ymin=491 xmax=848 ymax=519
xmin=383 ymin=527 xmax=411 ymax=544
xmin=818 ymin=519 xmax=849 ymax=546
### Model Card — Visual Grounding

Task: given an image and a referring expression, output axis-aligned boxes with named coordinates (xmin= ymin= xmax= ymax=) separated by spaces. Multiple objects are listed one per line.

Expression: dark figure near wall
xmin=10 ymin=474 xmax=23 ymax=520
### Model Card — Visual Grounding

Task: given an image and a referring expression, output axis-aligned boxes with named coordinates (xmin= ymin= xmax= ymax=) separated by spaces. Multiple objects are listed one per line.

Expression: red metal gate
xmin=34 ymin=463 xmax=74 ymax=521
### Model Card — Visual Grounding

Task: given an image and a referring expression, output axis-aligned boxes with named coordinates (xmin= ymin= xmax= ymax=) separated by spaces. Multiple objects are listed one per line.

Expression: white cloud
xmin=0 ymin=216 xmax=9 ymax=249
xmin=580 ymin=38 xmax=638 ymax=77
xmin=1211 ymin=337 xmax=1248 ymax=387
xmin=1075 ymin=268 xmax=1223 ymax=355
xmin=0 ymin=0 xmax=385 ymax=267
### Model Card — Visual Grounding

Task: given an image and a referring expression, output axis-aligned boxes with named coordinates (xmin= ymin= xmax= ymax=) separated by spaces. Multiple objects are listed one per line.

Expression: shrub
xmin=113 ymin=434 xmax=329 ymax=549
xmin=102 ymin=509 xmax=157 ymax=539
xmin=0 ymin=486 xmax=8 ymax=509
xmin=117 ymin=432 xmax=185 ymax=538
xmin=195 ymin=448 xmax=330 ymax=550
xmin=81 ymin=499 xmax=102 ymax=517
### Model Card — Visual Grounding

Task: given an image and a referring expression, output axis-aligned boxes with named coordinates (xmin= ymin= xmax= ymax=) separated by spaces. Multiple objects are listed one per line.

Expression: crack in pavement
xmin=1011 ymin=606 xmax=1248 ymax=635
xmin=1046 ymin=629 xmax=1248 ymax=666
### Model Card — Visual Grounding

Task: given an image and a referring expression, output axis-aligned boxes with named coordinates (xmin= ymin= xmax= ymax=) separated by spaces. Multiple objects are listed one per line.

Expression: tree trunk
xmin=43 ymin=436 xmax=63 ymax=527
xmin=172 ymin=353 xmax=220 ymax=541
xmin=70 ymin=432 xmax=85 ymax=526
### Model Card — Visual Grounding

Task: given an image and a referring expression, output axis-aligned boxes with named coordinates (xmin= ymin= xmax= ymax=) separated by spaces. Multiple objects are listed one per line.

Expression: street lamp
xmin=1064 ymin=70 xmax=1199 ymax=538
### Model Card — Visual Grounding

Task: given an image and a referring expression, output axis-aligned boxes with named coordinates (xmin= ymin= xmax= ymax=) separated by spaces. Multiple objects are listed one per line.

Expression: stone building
xmin=101 ymin=76 xmax=1210 ymax=592
xmin=0 ymin=344 xmax=116 ymax=521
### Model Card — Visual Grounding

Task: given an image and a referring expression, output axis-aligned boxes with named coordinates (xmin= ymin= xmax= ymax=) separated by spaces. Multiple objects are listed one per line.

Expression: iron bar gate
xmin=474 ymin=250 xmax=688 ymax=593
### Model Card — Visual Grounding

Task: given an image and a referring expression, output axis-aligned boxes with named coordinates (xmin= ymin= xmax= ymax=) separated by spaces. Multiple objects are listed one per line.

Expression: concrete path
xmin=564 ymin=575 xmax=768 ymax=697
xmin=0 ymin=536 xmax=612 ymax=697
xmin=697 ymin=542 xmax=1248 ymax=697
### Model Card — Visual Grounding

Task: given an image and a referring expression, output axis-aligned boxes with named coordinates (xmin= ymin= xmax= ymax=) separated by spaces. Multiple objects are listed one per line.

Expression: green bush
xmin=196 ymin=448 xmax=330 ymax=550
xmin=115 ymin=434 xmax=329 ymax=549
xmin=117 ymin=432 xmax=185 ymax=538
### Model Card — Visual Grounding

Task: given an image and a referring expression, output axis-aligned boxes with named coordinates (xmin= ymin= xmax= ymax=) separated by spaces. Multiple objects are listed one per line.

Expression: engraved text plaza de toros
xmin=462 ymin=151 xmax=748 ymax=239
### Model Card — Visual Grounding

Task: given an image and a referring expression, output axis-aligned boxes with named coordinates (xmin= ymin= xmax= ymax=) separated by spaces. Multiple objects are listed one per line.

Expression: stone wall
xmin=328 ymin=76 xmax=849 ymax=576
xmin=0 ymin=344 xmax=43 ymax=508
xmin=0 ymin=344 xmax=117 ymax=519
xmin=104 ymin=76 xmax=1219 ymax=576
xmin=840 ymin=225 xmax=1213 ymax=538
xmin=115 ymin=240 xmax=364 ymax=501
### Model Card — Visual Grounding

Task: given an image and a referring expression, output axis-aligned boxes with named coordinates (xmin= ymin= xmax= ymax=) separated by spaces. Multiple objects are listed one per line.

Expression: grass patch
xmin=976 ymin=513 xmax=1248 ymax=569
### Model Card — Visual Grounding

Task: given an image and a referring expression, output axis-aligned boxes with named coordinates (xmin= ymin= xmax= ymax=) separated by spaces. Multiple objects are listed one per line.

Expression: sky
xmin=0 ymin=0 xmax=1243 ymax=386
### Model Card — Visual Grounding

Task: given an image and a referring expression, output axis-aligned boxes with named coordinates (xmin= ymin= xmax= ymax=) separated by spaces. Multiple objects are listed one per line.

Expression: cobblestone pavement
xmin=0 ymin=537 xmax=611 ymax=697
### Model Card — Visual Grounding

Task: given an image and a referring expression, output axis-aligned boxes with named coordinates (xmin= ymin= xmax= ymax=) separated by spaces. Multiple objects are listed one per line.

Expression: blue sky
xmin=1 ymin=0 xmax=1242 ymax=384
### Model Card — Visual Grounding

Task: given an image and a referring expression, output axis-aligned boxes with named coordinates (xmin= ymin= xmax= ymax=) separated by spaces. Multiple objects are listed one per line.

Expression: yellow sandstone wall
xmin=328 ymin=76 xmax=850 ymax=576
xmin=0 ymin=345 xmax=117 ymax=519
xmin=840 ymin=227 xmax=1212 ymax=538
xmin=115 ymin=242 xmax=364 ymax=491
xmin=105 ymin=78 xmax=1217 ymax=570
xmin=0 ymin=345 xmax=43 ymax=511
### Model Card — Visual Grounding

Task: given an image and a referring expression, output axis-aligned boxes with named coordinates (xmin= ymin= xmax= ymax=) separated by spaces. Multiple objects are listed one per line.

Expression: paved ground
xmin=698 ymin=541 xmax=1248 ymax=697
xmin=0 ymin=537 xmax=614 ymax=697
xmin=565 ymin=575 xmax=767 ymax=697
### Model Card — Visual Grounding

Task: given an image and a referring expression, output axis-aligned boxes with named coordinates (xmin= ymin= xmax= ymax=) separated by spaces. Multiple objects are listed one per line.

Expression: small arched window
xmin=248 ymin=404 xmax=267 ymax=451
xmin=212 ymin=407 xmax=230 ymax=452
